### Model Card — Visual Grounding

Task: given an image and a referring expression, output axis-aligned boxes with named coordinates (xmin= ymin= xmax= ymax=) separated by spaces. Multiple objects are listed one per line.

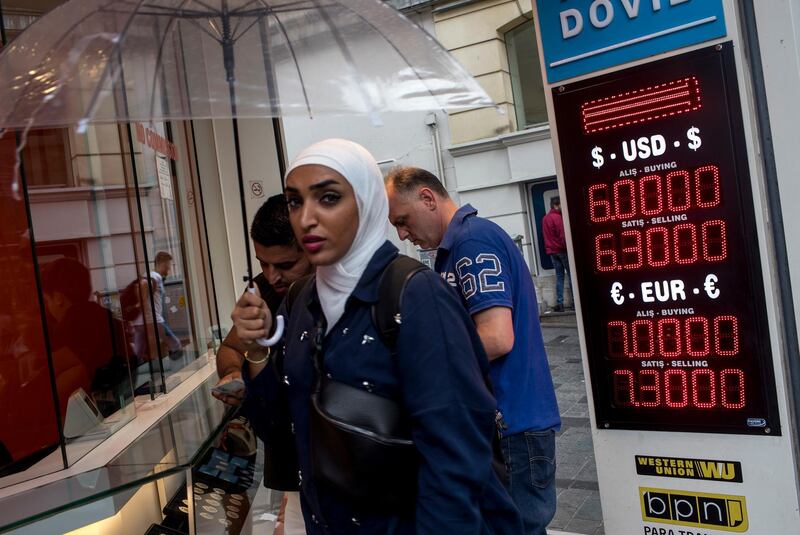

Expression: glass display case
xmin=0 ymin=372 xmax=282 ymax=535
xmin=0 ymin=4 xmax=283 ymax=528
xmin=0 ymin=0 xmax=225 ymax=488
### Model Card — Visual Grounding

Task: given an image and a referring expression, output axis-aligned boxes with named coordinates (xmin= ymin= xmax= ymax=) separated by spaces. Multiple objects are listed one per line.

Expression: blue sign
xmin=536 ymin=0 xmax=726 ymax=83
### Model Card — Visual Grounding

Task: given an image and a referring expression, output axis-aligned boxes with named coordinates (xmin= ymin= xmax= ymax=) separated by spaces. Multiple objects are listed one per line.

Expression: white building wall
xmin=753 ymin=0 xmax=800 ymax=365
xmin=448 ymin=126 xmax=571 ymax=312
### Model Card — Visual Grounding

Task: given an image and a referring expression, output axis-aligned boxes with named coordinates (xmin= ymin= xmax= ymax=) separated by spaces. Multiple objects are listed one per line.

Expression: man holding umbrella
xmin=213 ymin=194 xmax=312 ymax=535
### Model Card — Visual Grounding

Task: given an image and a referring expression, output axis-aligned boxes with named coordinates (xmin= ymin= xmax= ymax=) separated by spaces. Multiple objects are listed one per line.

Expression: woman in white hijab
xmin=233 ymin=139 xmax=522 ymax=535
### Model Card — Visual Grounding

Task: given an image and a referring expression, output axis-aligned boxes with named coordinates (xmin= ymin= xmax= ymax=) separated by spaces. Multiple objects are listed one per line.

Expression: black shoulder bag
xmin=308 ymin=255 xmax=423 ymax=513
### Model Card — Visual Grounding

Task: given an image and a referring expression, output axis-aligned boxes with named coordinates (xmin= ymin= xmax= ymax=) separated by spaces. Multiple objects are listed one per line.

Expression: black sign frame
xmin=553 ymin=43 xmax=781 ymax=435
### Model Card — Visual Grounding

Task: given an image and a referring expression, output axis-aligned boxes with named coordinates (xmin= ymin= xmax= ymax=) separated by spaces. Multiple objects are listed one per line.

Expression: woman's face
xmin=285 ymin=164 xmax=359 ymax=266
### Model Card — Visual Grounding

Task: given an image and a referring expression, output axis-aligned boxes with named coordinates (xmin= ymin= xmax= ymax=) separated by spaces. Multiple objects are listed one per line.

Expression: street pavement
xmin=541 ymin=315 xmax=605 ymax=535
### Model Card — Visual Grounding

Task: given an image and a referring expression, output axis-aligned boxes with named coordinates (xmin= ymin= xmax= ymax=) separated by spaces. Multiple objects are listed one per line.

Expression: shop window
xmin=0 ymin=0 xmax=225 ymax=489
xmin=21 ymin=129 xmax=73 ymax=188
xmin=505 ymin=19 xmax=548 ymax=129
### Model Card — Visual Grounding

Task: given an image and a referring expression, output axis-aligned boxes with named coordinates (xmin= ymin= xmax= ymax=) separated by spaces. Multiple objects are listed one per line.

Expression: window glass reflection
xmin=506 ymin=19 xmax=548 ymax=129
xmin=127 ymin=122 xmax=204 ymax=391
xmin=0 ymin=0 xmax=219 ymax=487
xmin=0 ymin=135 xmax=62 ymax=485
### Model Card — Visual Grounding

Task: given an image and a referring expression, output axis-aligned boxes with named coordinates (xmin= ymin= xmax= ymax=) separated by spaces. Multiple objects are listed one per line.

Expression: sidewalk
xmin=542 ymin=317 xmax=604 ymax=535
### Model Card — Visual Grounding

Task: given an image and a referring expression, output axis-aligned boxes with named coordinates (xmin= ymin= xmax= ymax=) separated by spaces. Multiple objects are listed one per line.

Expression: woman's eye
xmin=286 ymin=196 xmax=300 ymax=209
xmin=320 ymin=192 xmax=341 ymax=205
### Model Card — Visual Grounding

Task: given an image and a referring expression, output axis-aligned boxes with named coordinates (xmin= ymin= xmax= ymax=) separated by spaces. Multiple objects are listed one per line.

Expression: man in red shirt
xmin=542 ymin=197 xmax=572 ymax=312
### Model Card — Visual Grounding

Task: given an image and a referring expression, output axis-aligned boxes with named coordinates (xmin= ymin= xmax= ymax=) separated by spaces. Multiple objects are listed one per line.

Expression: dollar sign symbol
xmin=592 ymin=146 xmax=604 ymax=169
xmin=687 ymin=126 xmax=702 ymax=151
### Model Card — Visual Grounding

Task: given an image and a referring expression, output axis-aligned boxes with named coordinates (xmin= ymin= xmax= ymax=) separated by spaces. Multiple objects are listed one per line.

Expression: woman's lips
xmin=302 ymin=235 xmax=325 ymax=253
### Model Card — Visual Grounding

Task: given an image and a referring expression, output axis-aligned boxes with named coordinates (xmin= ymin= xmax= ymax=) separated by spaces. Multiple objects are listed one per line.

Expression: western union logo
xmin=636 ymin=455 xmax=743 ymax=483
xmin=640 ymin=487 xmax=748 ymax=532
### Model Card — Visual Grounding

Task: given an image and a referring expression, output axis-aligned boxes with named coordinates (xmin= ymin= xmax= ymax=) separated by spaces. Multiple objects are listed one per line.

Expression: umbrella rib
xmin=232 ymin=17 xmax=261 ymax=43
xmin=254 ymin=0 xmax=312 ymax=117
xmin=182 ymin=17 xmax=224 ymax=42
xmin=337 ymin=1 xmax=442 ymax=106
xmin=229 ymin=0 xmax=263 ymax=15
xmin=181 ymin=0 xmax=221 ymax=15
xmin=98 ymin=7 xmax=216 ymax=20
xmin=235 ymin=1 xmax=340 ymax=17
xmin=147 ymin=0 xmax=196 ymax=121
xmin=310 ymin=0 xmax=377 ymax=117
xmin=140 ymin=3 xmax=217 ymax=17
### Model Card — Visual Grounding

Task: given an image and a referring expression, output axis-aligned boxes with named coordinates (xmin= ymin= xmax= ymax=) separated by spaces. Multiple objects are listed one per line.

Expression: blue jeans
xmin=501 ymin=429 xmax=557 ymax=534
xmin=550 ymin=253 xmax=571 ymax=307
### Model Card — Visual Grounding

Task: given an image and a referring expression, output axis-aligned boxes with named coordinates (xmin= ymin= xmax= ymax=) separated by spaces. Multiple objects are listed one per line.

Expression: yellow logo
xmin=640 ymin=487 xmax=748 ymax=532
xmin=635 ymin=455 xmax=743 ymax=482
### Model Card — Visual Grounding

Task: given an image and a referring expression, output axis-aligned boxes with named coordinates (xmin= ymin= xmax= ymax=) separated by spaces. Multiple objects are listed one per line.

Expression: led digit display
xmin=552 ymin=43 xmax=780 ymax=434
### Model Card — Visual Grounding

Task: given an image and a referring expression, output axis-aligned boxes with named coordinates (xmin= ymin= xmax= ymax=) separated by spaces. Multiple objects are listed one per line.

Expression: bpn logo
xmin=640 ymin=487 xmax=748 ymax=532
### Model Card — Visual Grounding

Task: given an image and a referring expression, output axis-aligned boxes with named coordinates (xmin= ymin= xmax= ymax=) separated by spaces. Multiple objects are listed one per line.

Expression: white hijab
xmin=285 ymin=139 xmax=389 ymax=330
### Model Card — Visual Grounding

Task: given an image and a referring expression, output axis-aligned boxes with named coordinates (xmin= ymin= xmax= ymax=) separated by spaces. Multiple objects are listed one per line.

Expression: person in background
xmin=150 ymin=251 xmax=182 ymax=356
xmin=213 ymin=194 xmax=312 ymax=399
xmin=542 ymin=196 xmax=572 ymax=312
xmin=386 ymin=166 xmax=560 ymax=535
xmin=40 ymin=258 xmax=130 ymax=391
xmin=213 ymin=194 xmax=312 ymax=535
xmin=39 ymin=257 xmax=132 ymax=420
xmin=233 ymin=139 xmax=523 ymax=534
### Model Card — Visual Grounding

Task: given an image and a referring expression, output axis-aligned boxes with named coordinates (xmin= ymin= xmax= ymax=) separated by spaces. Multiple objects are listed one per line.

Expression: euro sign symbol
xmin=687 ymin=126 xmax=702 ymax=151
xmin=610 ymin=282 xmax=624 ymax=305
xmin=592 ymin=146 xmax=604 ymax=169
xmin=704 ymin=274 xmax=720 ymax=299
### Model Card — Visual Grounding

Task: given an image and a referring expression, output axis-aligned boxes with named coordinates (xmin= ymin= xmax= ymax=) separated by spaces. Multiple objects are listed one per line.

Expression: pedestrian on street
xmin=232 ymin=139 xmax=523 ymax=534
xmin=386 ymin=166 xmax=561 ymax=535
xmin=542 ymin=196 xmax=572 ymax=312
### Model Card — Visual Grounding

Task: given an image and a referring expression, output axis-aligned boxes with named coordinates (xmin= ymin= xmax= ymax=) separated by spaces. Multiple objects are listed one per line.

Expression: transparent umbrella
xmin=0 ymin=0 xmax=493 ymax=282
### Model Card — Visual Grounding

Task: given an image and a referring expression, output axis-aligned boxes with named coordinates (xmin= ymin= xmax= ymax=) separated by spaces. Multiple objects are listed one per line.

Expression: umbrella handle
xmin=247 ymin=286 xmax=285 ymax=347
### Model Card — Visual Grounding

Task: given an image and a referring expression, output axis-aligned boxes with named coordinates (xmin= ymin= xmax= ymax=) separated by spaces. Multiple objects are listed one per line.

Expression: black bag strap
xmin=373 ymin=255 xmax=427 ymax=352
xmin=282 ymin=255 xmax=427 ymax=351
xmin=284 ymin=273 xmax=314 ymax=318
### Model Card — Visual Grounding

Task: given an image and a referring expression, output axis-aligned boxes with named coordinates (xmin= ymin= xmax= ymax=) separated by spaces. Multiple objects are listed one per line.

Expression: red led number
xmin=691 ymin=369 xmax=716 ymax=408
xmin=667 ymin=170 xmax=691 ymax=212
xmin=607 ymin=316 xmax=740 ymax=358
xmin=614 ymin=179 xmax=637 ymax=219
xmin=640 ymin=174 xmax=663 ymax=215
xmin=612 ymin=368 xmax=746 ymax=410
xmin=587 ymin=165 xmax=721 ymax=223
xmin=594 ymin=221 xmax=728 ymax=271
xmin=665 ymin=369 xmax=689 ymax=408
xmin=657 ymin=318 xmax=682 ymax=357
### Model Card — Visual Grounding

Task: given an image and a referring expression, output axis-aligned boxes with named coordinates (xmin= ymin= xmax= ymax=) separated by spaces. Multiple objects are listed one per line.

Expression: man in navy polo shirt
xmin=386 ymin=167 xmax=560 ymax=534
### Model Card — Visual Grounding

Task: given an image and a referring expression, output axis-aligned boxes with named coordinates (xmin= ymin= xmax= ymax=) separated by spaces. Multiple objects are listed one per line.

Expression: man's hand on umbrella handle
xmin=232 ymin=286 xmax=272 ymax=345
xmin=245 ymin=286 xmax=285 ymax=346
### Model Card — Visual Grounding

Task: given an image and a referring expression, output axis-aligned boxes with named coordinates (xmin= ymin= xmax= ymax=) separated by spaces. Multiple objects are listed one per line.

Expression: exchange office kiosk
xmin=533 ymin=1 xmax=800 ymax=534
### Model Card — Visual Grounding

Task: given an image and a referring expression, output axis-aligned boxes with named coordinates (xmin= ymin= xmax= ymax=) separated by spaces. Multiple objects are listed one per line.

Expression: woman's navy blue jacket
xmin=243 ymin=241 xmax=523 ymax=534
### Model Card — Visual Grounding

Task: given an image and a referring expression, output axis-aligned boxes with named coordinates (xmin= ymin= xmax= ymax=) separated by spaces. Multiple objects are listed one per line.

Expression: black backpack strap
xmin=372 ymin=255 xmax=428 ymax=352
xmin=284 ymin=274 xmax=314 ymax=318
xmin=372 ymin=255 xmax=509 ymax=484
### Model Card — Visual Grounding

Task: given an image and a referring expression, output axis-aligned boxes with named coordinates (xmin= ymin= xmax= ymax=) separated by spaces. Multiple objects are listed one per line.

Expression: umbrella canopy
xmin=0 ymin=0 xmax=495 ymax=288
xmin=0 ymin=0 xmax=493 ymax=130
